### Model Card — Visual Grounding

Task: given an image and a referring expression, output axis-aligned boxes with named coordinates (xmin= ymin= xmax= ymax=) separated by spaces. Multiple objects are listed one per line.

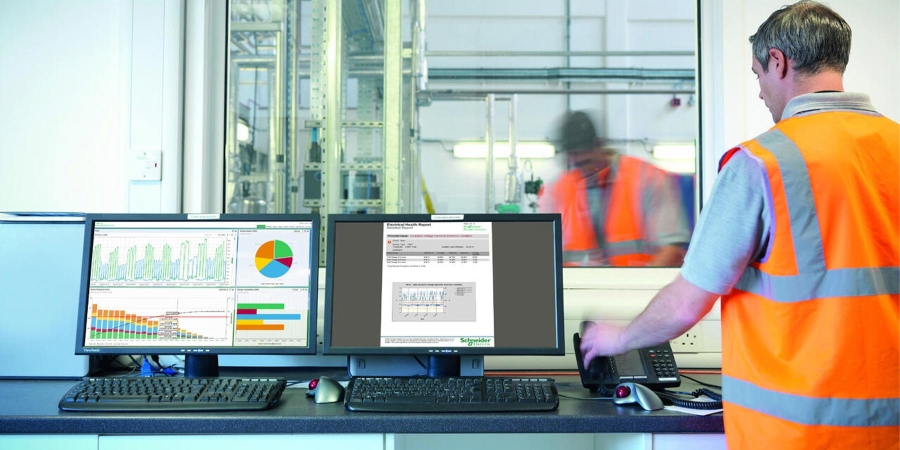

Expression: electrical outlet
xmin=671 ymin=330 xmax=702 ymax=350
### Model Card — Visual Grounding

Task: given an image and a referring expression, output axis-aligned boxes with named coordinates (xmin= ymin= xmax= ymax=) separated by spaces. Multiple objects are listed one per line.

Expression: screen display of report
xmin=75 ymin=214 xmax=319 ymax=376
xmin=323 ymin=214 xmax=565 ymax=370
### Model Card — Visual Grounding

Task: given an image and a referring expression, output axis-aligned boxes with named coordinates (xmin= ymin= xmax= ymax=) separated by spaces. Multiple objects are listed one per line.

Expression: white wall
xmin=0 ymin=1 xmax=126 ymax=212
xmin=0 ymin=0 xmax=185 ymax=214
xmin=701 ymin=0 xmax=900 ymax=197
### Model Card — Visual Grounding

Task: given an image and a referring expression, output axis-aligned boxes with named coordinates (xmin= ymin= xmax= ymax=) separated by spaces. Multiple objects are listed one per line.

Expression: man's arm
xmin=579 ymin=274 xmax=719 ymax=366
xmin=580 ymin=151 xmax=769 ymax=365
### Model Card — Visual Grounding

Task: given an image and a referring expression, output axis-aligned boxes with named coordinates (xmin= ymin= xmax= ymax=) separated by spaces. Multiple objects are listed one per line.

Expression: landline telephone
xmin=573 ymin=332 xmax=681 ymax=393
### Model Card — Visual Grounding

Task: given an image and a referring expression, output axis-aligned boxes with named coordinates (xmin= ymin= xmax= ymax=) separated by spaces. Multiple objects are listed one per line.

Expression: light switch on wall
xmin=130 ymin=150 xmax=162 ymax=181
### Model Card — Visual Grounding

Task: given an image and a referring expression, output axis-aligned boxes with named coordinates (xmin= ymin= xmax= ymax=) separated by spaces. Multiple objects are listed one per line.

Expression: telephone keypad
xmin=649 ymin=349 xmax=678 ymax=378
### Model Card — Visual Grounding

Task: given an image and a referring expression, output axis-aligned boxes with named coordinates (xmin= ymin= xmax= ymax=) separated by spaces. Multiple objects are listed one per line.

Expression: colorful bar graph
xmin=236 ymin=323 xmax=286 ymax=331
xmin=233 ymin=302 xmax=299 ymax=334
xmin=88 ymin=303 xmax=212 ymax=340
xmin=236 ymin=303 xmax=285 ymax=309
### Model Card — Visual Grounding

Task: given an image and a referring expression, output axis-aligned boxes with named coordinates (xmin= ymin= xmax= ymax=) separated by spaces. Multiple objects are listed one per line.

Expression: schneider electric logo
xmin=460 ymin=337 xmax=491 ymax=347
xmin=462 ymin=223 xmax=487 ymax=232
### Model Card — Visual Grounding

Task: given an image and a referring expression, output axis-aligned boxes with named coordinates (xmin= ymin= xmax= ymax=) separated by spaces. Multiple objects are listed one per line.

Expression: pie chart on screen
xmin=255 ymin=240 xmax=293 ymax=278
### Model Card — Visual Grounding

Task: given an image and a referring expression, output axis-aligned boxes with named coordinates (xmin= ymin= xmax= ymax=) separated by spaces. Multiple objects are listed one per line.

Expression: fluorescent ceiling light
xmin=453 ymin=142 xmax=555 ymax=159
xmin=652 ymin=143 xmax=695 ymax=160
xmin=237 ymin=121 xmax=251 ymax=142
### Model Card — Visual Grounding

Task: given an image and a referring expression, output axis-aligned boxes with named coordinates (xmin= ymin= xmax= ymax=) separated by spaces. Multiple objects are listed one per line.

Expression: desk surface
xmin=0 ymin=373 xmax=723 ymax=435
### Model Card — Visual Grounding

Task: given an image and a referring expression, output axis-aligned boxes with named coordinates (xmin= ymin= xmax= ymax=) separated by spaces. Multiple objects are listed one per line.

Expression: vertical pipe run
xmin=508 ymin=94 xmax=518 ymax=175
xmin=274 ymin=27 xmax=285 ymax=212
xmin=383 ymin=0 xmax=402 ymax=213
xmin=325 ymin=0 xmax=343 ymax=216
xmin=505 ymin=94 xmax=519 ymax=205
xmin=485 ymin=94 xmax=495 ymax=213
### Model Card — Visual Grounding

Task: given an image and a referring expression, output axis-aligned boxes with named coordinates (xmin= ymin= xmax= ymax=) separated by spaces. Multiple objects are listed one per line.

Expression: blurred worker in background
xmin=580 ymin=1 xmax=899 ymax=448
xmin=538 ymin=110 xmax=691 ymax=266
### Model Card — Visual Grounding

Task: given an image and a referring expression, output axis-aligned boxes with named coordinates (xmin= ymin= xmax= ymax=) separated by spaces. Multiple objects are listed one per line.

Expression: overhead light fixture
xmin=453 ymin=142 xmax=556 ymax=159
xmin=237 ymin=121 xmax=251 ymax=143
xmin=652 ymin=143 xmax=695 ymax=160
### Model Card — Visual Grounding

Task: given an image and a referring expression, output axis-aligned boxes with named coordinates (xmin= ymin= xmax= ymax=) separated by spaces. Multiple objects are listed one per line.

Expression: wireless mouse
xmin=613 ymin=382 xmax=664 ymax=411
xmin=312 ymin=376 xmax=345 ymax=404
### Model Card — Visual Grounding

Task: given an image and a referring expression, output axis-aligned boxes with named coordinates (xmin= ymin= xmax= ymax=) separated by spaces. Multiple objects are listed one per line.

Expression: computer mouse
xmin=312 ymin=375 xmax=345 ymax=404
xmin=613 ymin=382 xmax=664 ymax=411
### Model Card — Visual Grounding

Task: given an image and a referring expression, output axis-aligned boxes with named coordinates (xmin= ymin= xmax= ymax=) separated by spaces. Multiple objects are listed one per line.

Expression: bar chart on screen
xmin=233 ymin=289 xmax=310 ymax=346
xmin=84 ymin=294 xmax=233 ymax=346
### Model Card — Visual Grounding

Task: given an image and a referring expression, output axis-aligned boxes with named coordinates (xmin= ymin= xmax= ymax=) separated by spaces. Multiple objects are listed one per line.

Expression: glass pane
xmin=226 ymin=0 xmax=292 ymax=214
xmin=415 ymin=0 xmax=698 ymax=267
xmin=225 ymin=0 xmax=698 ymax=268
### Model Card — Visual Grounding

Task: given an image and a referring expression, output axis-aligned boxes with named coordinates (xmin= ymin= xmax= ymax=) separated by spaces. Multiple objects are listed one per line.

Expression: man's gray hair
xmin=749 ymin=0 xmax=851 ymax=75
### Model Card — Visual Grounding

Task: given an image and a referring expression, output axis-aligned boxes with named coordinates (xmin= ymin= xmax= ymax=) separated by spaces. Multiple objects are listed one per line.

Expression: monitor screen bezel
xmin=74 ymin=213 xmax=321 ymax=356
xmin=322 ymin=213 xmax=565 ymax=356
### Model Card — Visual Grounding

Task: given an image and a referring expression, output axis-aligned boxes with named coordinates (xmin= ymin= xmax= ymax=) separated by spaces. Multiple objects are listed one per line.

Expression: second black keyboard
xmin=345 ymin=376 xmax=559 ymax=412
xmin=58 ymin=376 xmax=287 ymax=412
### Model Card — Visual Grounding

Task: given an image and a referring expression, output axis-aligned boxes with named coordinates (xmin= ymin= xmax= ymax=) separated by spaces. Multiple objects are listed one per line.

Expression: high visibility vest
xmin=549 ymin=156 xmax=661 ymax=266
xmin=718 ymin=110 xmax=900 ymax=449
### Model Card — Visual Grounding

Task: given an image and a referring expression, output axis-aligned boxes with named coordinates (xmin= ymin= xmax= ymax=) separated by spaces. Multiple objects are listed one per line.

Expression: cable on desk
xmin=679 ymin=373 xmax=722 ymax=389
xmin=656 ymin=388 xmax=723 ymax=410
xmin=558 ymin=393 xmax=614 ymax=401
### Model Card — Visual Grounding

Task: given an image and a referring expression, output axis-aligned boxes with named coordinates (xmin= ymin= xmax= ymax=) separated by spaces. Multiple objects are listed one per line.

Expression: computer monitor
xmin=0 ymin=213 xmax=90 ymax=378
xmin=323 ymin=213 xmax=565 ymax=377
xmin=74 ymin=213 xmax=320 ymax=377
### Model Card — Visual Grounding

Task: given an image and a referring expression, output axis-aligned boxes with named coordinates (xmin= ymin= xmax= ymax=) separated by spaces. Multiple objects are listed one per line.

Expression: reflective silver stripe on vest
xmin=604 ymin=239 xmax=644 ymax=257
xmin=735 ymin=129 xmax=900 ymax=301
xmin=563 ymin=249 xmax=606 ymax=265
xmin=723 ymin=375 xmax=900 ymax=427
xmin=756 ymin=130 xmax=826 ymax=273
xmin=734 ymin=266 xmax=900 ymax=302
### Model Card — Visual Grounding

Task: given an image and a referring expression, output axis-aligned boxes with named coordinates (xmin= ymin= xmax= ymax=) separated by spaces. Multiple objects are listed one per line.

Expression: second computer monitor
xmin=323 ymin=213 xmax=565 ymax=377
xmin=74 ymin=214 xmax=320 ymax=377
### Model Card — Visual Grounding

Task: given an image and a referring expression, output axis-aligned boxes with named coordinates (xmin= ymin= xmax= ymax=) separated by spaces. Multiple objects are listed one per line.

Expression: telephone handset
xmin=573 ymin=332 xmax=681 ymax=392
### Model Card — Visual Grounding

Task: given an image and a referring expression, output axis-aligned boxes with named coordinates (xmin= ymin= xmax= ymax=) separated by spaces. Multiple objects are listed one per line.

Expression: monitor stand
xmin=348 ymin=355 xmax=484 ymax=377
xmin=184 ymin=355 xmax=219 ymax=378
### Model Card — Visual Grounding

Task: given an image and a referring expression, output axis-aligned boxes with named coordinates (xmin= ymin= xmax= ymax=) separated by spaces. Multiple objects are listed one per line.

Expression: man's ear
xmin=768 ymin=48 xmax=789 ymax=79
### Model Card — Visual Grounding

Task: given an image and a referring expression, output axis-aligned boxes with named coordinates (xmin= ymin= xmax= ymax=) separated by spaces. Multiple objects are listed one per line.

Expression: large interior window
xmin=225 ymin=0 xmax=699 ymax=267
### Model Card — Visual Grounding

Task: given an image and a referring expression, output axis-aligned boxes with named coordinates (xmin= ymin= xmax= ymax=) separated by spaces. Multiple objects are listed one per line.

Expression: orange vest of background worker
xmin=718 ymin=110 xmax=899 ymax=448
xmin=539 ymin=111 xmax=690 ymax=267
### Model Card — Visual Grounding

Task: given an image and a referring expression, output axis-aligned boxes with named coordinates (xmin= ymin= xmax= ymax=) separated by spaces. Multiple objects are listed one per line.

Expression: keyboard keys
xmin=346 ymin=377 xmax=558 ymax=412
xmin=58 ymin=377 xmax=286 ymax=412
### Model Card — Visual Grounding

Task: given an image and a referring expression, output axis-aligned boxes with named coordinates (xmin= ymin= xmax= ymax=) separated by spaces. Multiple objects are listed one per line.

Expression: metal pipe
xmin=325 ymin=0 xmax=343 ymax=217
xmin=427 ymin=67 xmax=694 ymax=81
xmin=273 ymin=30 xmax=284 ymax=213
xmin=424 ymin=89 xmax=695 ymax=97
xmin=485 ymin=94 xmax=495 ymax=213
xmin=231 ymin=22 xmax=281 ymax=32
xmin=504 ymin=94 xmax=520 ymax=205
xmin=420 ymin=94 xmax=515 ymax=102
xmin=232 ymin=56 xmax=276 ymax=65
xmin=415 ymin=0 xmax=427 ymax=91
xmin=382 ymin=0 xmax=402 ymax=213
xmin=426 ymin=50 xmax=694 ymax=57
xmin=565 ymin=0 xmax=571 ymax=112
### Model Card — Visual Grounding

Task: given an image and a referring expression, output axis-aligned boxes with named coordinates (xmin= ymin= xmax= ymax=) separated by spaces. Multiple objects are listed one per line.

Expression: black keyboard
xmin=58 ymin=377 xmax=286 ymax=412
xmin=345 ymin=376 xmax=559 ymax=412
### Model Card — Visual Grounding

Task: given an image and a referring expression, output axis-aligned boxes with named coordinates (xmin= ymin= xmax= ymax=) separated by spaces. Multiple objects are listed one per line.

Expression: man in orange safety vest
xmin=579 ymin=1 xmax=899 ymax=449
xmin=539 ymin=111 xmax=691 ymax=267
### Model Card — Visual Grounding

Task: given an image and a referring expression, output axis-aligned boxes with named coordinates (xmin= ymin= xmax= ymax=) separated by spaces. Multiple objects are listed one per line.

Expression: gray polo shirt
xmin=681 ymin=92 xmax=880 ymax=294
